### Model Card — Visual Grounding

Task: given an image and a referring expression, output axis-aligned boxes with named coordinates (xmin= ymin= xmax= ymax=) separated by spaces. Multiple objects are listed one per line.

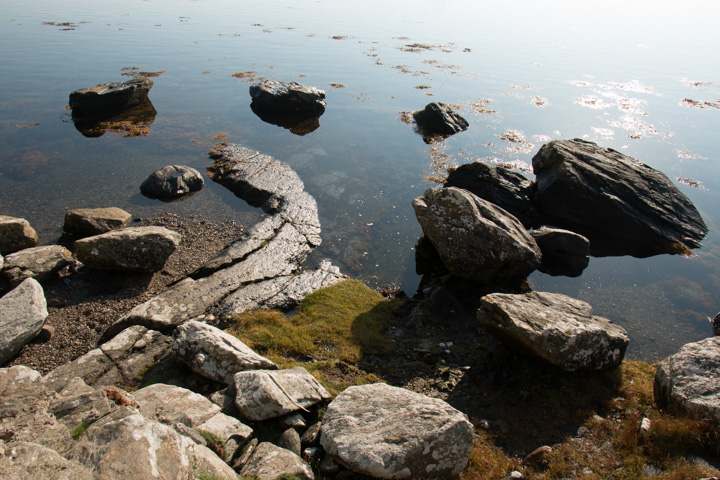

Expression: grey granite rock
xmin=0 ymin=278 xmax=48 ymax=363
xmin=0 ymin=245 xmax=73 ymax=291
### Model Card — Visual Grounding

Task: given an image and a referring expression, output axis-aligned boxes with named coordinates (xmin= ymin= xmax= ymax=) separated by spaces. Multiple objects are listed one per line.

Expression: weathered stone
xmin=49 ymin=388 xmax=115 ymax=430
xmin=133 ymin=384 xmax=221 ymax=427
xmin=0 ymin=245 xmax=73 ymax=290
xmin=280 ymin=413 xmax=308 ymax=431
xmin=249 ymin=80 xmax=326 ymax=115
xmin=412 ymin=187 xmax=541 ymax=285
xmin=172 ymin=320 xmax=276 ymax=385
xmin=477 ymin=291 xmax=628 ymax=371
xmin=0 ymin=278 xmax=48 ymax=364
xmin=197 ymin=412 xmax=253 ymax=444
xmin=533 ymin=138 xmax=707 ymax=257
xmin=0 ymin=441 xmax=94 ymax=480
xmin=445 ymin=161 xmax=538 ymax=228
xmin=232 ymin=437 xmax=258 ymax=471
xmin=239 ymin=441 xmax=315 ymax=480
xmin=278 ymin=427 xmax=302 ymax=456
xmin=320 ymin=383 xmax=474 ymax=479
xmin=193 ymin=442 xmax=241 ymax=479
xmin=300 ymin=422 xmax=321 ymax=447
xmin=74 ymin=226 xmax=180 ymax=273
xmin=63 ymin=207 xmax=133 ymax=238
xmin=69 ymin=76 xmax=153 ymax=119
xmin=233 ymin=367 xmax=331 ymax=422
xmin=140 ymin=165 xmax=204 ymax=199
xmin=654 ymin=337 xmax=720 ymax=422
xmin=413 ymin=102 xmax=469 ymax=138
xmin=531 ymin=226 xmax=590 ymax=277
xmin=0 ymin=216 xmax=38 ymax=255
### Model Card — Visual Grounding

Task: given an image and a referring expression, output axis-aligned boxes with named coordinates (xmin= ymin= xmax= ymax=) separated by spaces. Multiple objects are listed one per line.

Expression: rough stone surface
xmin=140 ymin=165 xmax=205 ymax=199
xmin=0 ymin=216 xmax=38 ymax=255
xmin=133 ymin=383 xmax=221 ymax=427
xmin=278 ymin=427 xmax=302 ymax=456
xmin=196 ymin=411 xmax=253 ymax=444
xmin=445 ymin=161 xmax=538 ymax=228
xmin=654 ymin=336 xmax=720 ymax=422
xmin=412 ymin=187 xmax=541 ymax=285
xmin=233 ymin=367 xmax=331 ymax=422
xmin=69 ymin=76 xmax=154 ymax=119
xmin=75 ymin=226 xmax=181 ymax=273
xmin=49 ymin=387 xmax=116 ymax=430
xmin=239 ymin=441 xmax=315 ymax=480
xmin=320 ymin=383 xmax=474 ymax=479
xmin=0 ymin=278 xmax=48 ymax=364
xmin=172 ymin=320 xmax=277 ymax=385
xmin=63 ymin=207 xmax=133 ymax=238
xmin=533 ymin=138 xmax=708 ymax=257
xmin=531 ymin=226 xmax=590 ymax=277
xmin=413 ymin=102 xmax=469 ymax=137
xmin=0 ymin=245 xmax=73 ymax=291
xmin=0 ymin=441 xmax=94 ymax=480
xmin=249 ymin=80 xmax=326 ymax=115
xmin=478 ymin=291 xmax=629 ymax=371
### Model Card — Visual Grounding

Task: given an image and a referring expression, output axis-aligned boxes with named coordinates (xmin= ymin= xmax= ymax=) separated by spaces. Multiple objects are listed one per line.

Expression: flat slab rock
xmin=478 ymin=291 xmax=628 ymax=371
xmin=654 ymin=336 xmax=720 ymax=422
xmin=320 ymin=383 xmax=474 ymax=479
xmin=69 ymin=76 xmax=153 ymax=119
xmin=133 ymin=383 xmax=221 ymax=426
xmin=0 ymin=245 xmax=73 ymax=291
xmin=63 ymin=207 xmax=133 ymax=238
xmin=0 ymin=278 xmax=48 ymax=364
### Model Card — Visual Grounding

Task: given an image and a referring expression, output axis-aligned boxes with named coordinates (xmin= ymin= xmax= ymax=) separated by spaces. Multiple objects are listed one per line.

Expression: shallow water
xmin=2 ymin=0 xmax=719 ymax=361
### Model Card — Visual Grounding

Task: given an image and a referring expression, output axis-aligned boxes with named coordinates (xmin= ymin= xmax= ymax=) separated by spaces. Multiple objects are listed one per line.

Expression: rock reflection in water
xmin=250 ymin=102 xmax=322 ymax=136
xmin=72 ymin=98 xmax=157 ymax=138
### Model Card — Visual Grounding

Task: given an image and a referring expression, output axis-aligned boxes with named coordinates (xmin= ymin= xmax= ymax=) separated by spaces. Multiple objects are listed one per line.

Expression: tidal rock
xmin=477 ymin=291 xmax=628 ymax=371
xmin=140 ymin=165 xmax=204 ymax=199
xmin=413 ymin=102 xmax=469 ymax=138
xmin=239 ymin=442 xmax=315 ymax=480
xmin=74 ymin=226 xmax=180 ymax=273
xmin=233 ymin=367 xmax=331 ymax=422
xmin=69 ymin=76 xmax=153 ymax=119
xmin=63 ymin=207 xmax=133 ymax=237
xmin=533 ymin=138 xmax=708 ymax=257
xmin=0 ymin=441 xmax=94 ymax=480
xmin=249 ymin=80 xmax=326 ymax=116
xmin=73 ymin=97 xmax=157 ymax=138
xmin=320 ymin=383 xmax=474 ymax=479
xmin=445 ymin=161 xmax=538 ymax=228
xmin=654 ymin=336 xmax=720 ymax=422
xmin=172 ymin=320 xmax=277 ymax=385
xmin=531 ymin=226 xmax=590 ymax=277
xmin=0 ymin=216 xmax=38 ymax=255
xmin=0 ymin=278 xmax=48 ymax=364
xmin=0 ymin=245 xmax=73 ymax=291
xmin=133 ymin=383 xmax=221 ymax=427
xmin=412 ymin=187 xmax=541 ymax=285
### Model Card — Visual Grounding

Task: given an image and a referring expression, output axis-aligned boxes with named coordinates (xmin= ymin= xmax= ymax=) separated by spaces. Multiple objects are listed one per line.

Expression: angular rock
xmin=413 ymin=102 xmax=469 ymax=138
xmin=445 ymin=161 xmax=538 ymax=228
xmin=0 ymin=216 xmax=38 ymax=255
xmin=412 ymin=187 xmax=541 ymax=285
xmin=533 ymin=138 xmax=708 ymax=257
xmin=0 ymin=245 xmax=73 ymax=291
xmin=654 ymin=336 xmax=720 ymax=422
xmin=320 ymin=383 xmax=474 ymax=479
xmin=133 ymin=383 xmax=221 ymax=427
xmin=531 ymin=226 xmax=590 ymax=277
xmin=139 ymin=165 xmax=204 ymax=199
xmin=0 ymin=278 xmax=48 ymax=364
xmin=233 ymin=367 xmax=331 ymax=421
xmin=196 ymin=411 xmax=253 ymax=445
xmin=69 ymin=76 xmax=153 ymax=119
xmin=239 ymin=442 xmax=315 ymax=480
xmin=249 ymin=80 xmax=326 ymax=115
xmin=74 ymin=226 xmax=180 ymax=273
xmin=49 ymin=387 xmax=116 ymax=430
xmin=63 ymin=207 xmax=133 ymax=238
xmin=193 ymin=443 xmax=241 ymax=479
xmin=172 ymin=320 xmax=277 ymax=385
xmin=0 ymin=441 xmax=94 ymax=480
xmin=477 ymin=291 xmax=628 ymax=371
xmin=278 ymin=427 xmax=302 ymax=456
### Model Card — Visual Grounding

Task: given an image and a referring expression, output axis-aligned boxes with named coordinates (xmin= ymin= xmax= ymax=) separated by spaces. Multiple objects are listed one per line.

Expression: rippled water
xmin=2 ymin=0 xmax=719 ymax=361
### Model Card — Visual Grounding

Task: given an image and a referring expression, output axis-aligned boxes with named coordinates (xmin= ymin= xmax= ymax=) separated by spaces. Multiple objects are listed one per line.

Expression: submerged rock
xmin=140 ymin=165 xmax=204 ymax=200
xmin=0 ymin=215 xmax=38 ymax=255
xmin=73 ymin=97 xmax=157 ymax=138
xmin=531 ymin=226 xmax=590 ymax=277
xmin=69 ymin=76 xmax=153 ymax=119
xmin=412 ymin=102 xmax=469 ymax=139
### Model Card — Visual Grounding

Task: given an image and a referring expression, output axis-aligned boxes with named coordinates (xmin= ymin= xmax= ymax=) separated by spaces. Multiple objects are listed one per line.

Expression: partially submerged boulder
xmin=250 ymin=80 xmax=326 ymax=116
xmin=477 ymin=291 xmax=628 ymax=371
xmin=63 ymin=207 xmax=133 ymax=237
xmin=140 ymin=165 xmax=204 ymax=199
xmin=412 ymin=102 xmax=469 ymax=139
xmin=531 ymin=226 xmax=590 ymax=277
xmin=0 ymin=215 xmax=38 ymax=255
xmin=0 ymin=278 xmax=48 ymax=364
xmin=69 ymin=76 xmax=153 ymax=119
xmin=0 ymin=245 xmax=73 ymax=291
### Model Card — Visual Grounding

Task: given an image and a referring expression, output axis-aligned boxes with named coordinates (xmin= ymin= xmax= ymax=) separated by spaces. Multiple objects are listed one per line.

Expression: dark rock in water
xmin=73 ymin=97 xmax=157 ymax=138
xmin=250 ymin=102 xmax=322 ymax=136
xmin=69 ymin=76 xmax=153 ymax=119
xmin=531 ymin=226 xmax=590 ymax=277
xmin=249 ymin=80 xmax=326 ymax=116
xmin=412 ymin=102 xmax=469 ymax=139
xmin=140 ymin=165 xmax=204 ymax=200
xmin=533 ymin=138 xmax=708 ymax=257
xmin=8 ymin=151 xmax=48 ymax=180
xmin=445 ymin=161 xmax=538 ymax=228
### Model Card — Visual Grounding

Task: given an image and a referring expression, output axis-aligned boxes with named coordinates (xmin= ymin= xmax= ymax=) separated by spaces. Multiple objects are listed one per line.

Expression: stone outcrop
xmin=412 ymin=102 xmax=469 ymax=138
xmin=133 ymin=383 xmax=221 ymax=426
xmin=0 ymin=216 xmax=38 ymax=255
xmin=63 ymin=207 xmax=133 ymax=238
xmin=74 ymin=226 xmax=181 ymax=273
xmin=477 ymin=291 xmax=628 ymax=371
xmin=139 ymin=165 xmax=205 ymax=199
xmin=654 ymin=336 xmax=720 ymax=422
xmin=0 ymin=441 xmax=94 ymax=480
xmin=412 ymin=187 xmax=541 ymax=285
xmin=320 ymin=383 xmax=474 ymax=479
xmin=531 ymin=226 xmax=590 ymax=277
xmin=69 ymin=76 xmax=154 ymax=119
xmin=0 ymin=245 xmax=73 ymax=291
xmin=533 ymin=138 xmax=707 ymax=257
xmin=0 ymin=278 xmax=48 ymax=364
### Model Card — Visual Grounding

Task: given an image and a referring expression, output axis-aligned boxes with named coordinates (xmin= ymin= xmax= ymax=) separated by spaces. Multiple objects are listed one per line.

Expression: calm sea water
xmin=2 ymin=0 xmax=719 ymax=361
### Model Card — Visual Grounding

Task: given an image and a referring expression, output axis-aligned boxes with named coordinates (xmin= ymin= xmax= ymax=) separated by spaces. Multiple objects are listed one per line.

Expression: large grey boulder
xmin=533 ymin=138 xmax=708 ymax=257
xmin=0 ymin=441 xmax=94 ymax=480
xmin=0 ymin=216 xmax=38 ymax=255
xmin=477 ymin=291 xmax=628 ymax=371
xmin=140 ymin=165 xmax=204 ymax=199
xmin=69 ymin=76 xmax=153 ymax=119
xmin=239 ymin=442 xmax=315 ymax=480
xmin=132 ymin=383 xmax=221 ymax=427
xmin=320 ymin=383 xmax=474 ymax=479
xmin=412 ymin=102 xmax=469 ymax=138
xmin=63 ymin=207 xmax=133 ymax=238
xmin=0 ymin=245 xmax=73 ymax=291
xmin=172 ymin=320 xmax=277 ymax=385
xmin=531 ymin=226 xmax=590 ymax=277
xmin=654 ymin=336 xmax=720 ymax=422
xmin=233 ymin=367 xmax=331 ymax=422
xmin=412 ymin=187 xmax=541 ymax=285
xmin=250 ymin=80 xmax=326 ymax=116
xmin=74 ymin=226 xmax=181 ymax=273
xmin=0 ymin=278 xmax=48 ymax=364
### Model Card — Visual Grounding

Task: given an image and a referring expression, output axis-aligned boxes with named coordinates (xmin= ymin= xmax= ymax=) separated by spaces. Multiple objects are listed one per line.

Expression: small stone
xmin=278 ymin=428 xmax=302 ymax=456
xmin=279 ymin=413 xmax=307 ymax=431
xmin=36 ymin=324 xmax=55 ymax=342
xmin=522 ymin=445 xmax=552 ymax=466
